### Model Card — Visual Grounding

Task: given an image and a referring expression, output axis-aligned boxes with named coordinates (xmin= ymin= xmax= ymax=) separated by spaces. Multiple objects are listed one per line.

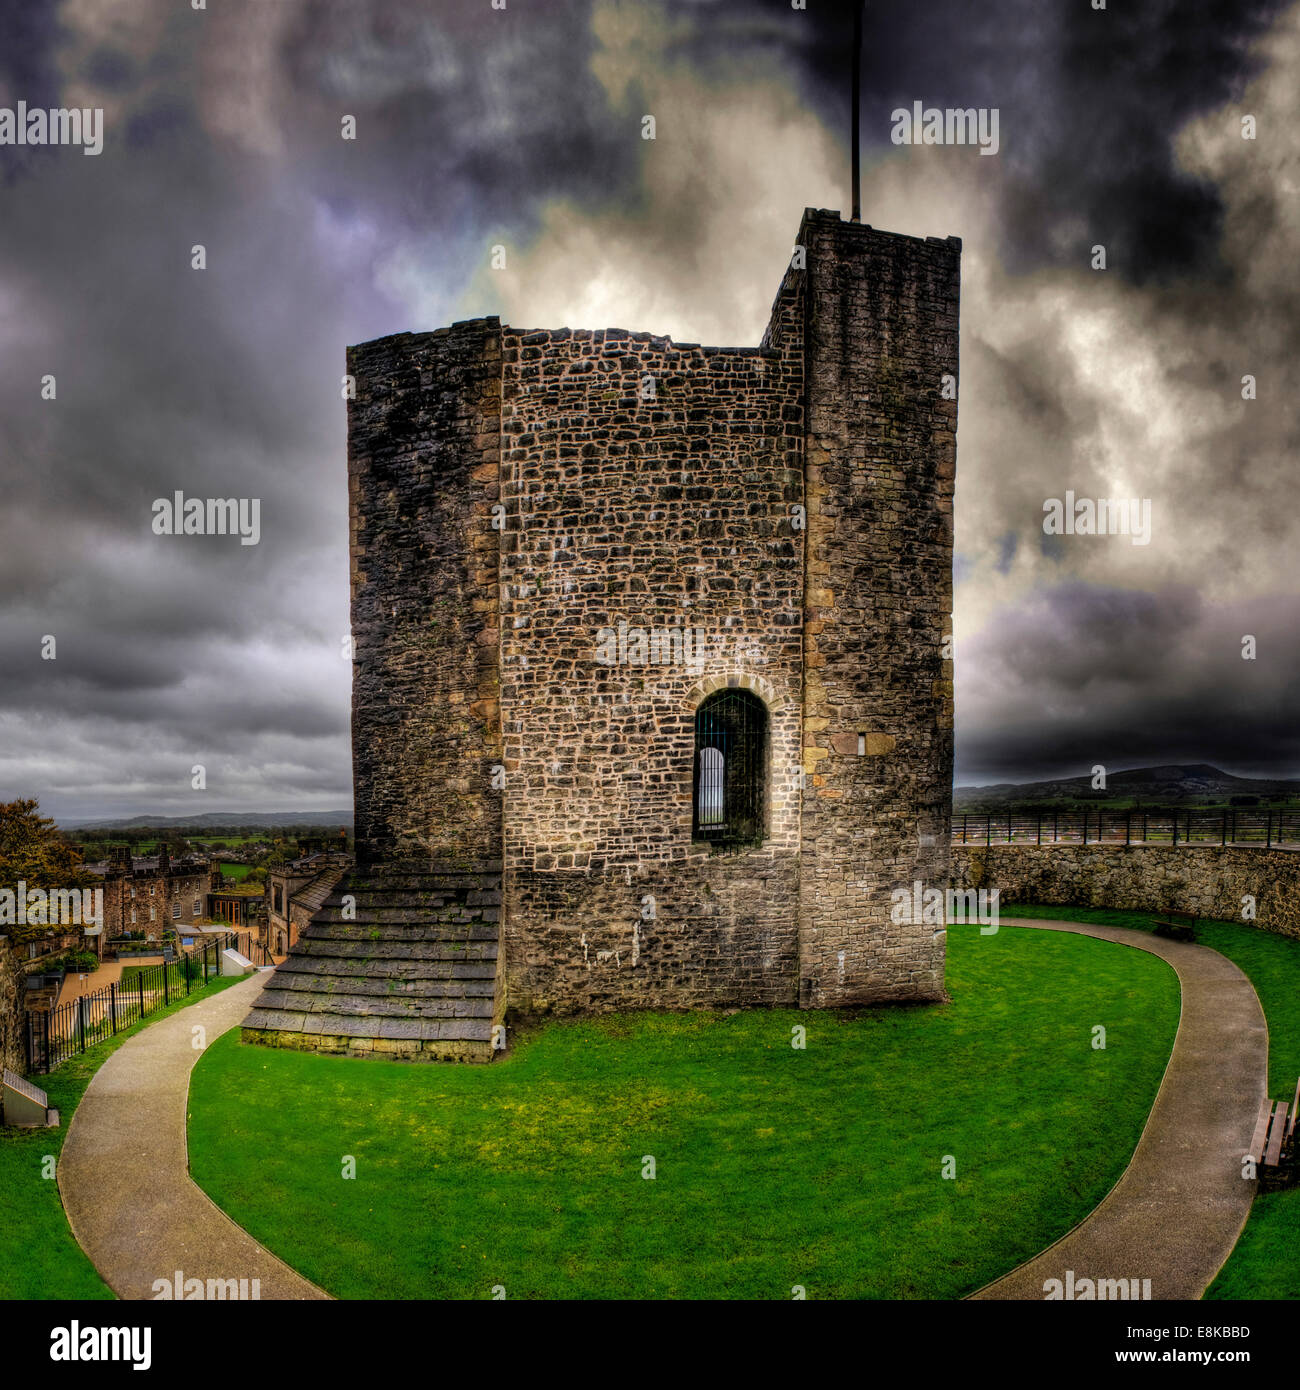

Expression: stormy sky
xmin=1 ymin=0 xmax=1296 ymax=822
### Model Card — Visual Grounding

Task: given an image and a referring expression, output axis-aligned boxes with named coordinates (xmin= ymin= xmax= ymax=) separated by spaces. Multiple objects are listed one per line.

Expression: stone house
xmin=244 ymin=208 xmax=960 ymax=1061
xmin=89 ymin=844 xmax=210 ymax=952
xmin=265 ymin=852 xmax=352 ymax=958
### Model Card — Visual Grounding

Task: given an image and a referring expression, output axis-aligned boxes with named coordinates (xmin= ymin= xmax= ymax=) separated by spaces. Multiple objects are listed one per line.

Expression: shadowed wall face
xmin=347 ymin=321 xmax=504 ymax=868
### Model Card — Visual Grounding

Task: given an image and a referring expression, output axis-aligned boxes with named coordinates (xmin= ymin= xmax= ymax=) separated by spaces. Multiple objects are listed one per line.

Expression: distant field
xmin=217 ymin=862 xmax=257 ymax=881
xmin=75 ymin=833 xmax=267 ymax=852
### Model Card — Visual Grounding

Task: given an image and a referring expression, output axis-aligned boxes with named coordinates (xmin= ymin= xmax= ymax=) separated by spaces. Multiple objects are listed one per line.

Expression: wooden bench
xmin=1250 ymin=1078 xmax=1300 ymax=1189
xmin=1153 ymin=909 xmax=1196 ymax=942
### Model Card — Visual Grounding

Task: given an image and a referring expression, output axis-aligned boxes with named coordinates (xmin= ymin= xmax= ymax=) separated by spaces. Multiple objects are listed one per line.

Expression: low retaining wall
xmin=0 ymin=949 xmax=19 ymax=1073
xmin=951 ymin=843 xmax=1300 ymax=941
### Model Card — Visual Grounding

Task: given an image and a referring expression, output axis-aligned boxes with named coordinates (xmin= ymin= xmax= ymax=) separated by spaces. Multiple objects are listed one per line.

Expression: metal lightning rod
xmin=851 ymin=2 xmax=863 ymax=223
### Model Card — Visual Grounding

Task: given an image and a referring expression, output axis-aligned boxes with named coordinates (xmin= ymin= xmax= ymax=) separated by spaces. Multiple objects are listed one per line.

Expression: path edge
xmin=964 ymin=917 xmax=1265 ymax=1302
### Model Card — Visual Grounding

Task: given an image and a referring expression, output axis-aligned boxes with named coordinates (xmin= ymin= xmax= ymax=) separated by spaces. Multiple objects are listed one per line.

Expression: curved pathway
xmin=970 ymin=918 xmax=1268 ymax=1300
xmin=57 ymin=920 xmax=1266 ymax=1302
xmin=59 ymin=972 xmax=328 ymax=1300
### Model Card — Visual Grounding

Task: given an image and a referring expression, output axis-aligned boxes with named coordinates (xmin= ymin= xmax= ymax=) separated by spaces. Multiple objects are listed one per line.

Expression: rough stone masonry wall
xmin=953 ymin=843 xmax=1300 ymax=940
xmin=0 ymin=947 xmax=19 ymax=1072
xmin=347 ymin=321 xmax=504 ymax=867
xmin=798 ymin=212 xmax=960 ymax=1006
xmin=496 ymin=264 xmax=807 ymax=1014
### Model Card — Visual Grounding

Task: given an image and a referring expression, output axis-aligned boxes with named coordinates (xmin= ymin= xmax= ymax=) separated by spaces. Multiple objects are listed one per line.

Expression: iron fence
xmin=952 ymin=808 xmax=1300 ymax=849
xmin=23 ymin=928 xmax=267 ymax=1074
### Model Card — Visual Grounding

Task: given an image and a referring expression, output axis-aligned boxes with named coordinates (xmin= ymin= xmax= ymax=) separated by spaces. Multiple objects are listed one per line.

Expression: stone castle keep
xmin=244 ymin=208 xmax=961 ymax=1060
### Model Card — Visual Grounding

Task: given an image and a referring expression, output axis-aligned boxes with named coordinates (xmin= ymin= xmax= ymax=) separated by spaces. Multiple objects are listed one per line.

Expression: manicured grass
xmin=216 ymin=861 xmax=256 ymax=881
xmin=189 ymin=924 xmax=1178 ymax=1299
xmin=0 ymin=975 xmax=242 ymax=1300
xmin=999 ymin=903 xmax=1300 ymax=1300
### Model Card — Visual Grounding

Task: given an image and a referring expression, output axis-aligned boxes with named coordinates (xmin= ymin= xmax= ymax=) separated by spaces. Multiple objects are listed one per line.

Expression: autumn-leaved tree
xmin=0 ymin=799 xmax=93 ymax=946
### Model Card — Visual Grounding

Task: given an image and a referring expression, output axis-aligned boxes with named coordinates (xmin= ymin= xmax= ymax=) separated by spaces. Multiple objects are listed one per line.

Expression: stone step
xmin=290 ymin=938 xmax=497 ymax=962
xmin=276 ymin=956 xmax=497 ymax=982
xmin=254 ymin=990 xmax=494 ymax=1020
xmin=241 ymin=867 xmax=503 ymax=1064
xmin=312 ymin=909 xmax=501 ymax=928
xmin=244 ymin=1009 xmax=492 ymax=1044
xmin=304 ymin=917 xmax=499 ymax=938
xmin=266 ymin=972 xmax=496 ymax=998
xmin=337 ymin=876 xmax=502 ymax=894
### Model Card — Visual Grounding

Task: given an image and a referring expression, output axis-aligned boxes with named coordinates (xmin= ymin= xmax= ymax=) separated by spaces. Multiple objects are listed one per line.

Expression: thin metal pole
xmin=851 ymin=2 xmax=862 ymax=223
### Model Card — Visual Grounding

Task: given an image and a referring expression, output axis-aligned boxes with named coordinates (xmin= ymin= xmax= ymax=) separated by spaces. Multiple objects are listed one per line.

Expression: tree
xmin=0 ymin=800 xmax=94 ymax=946
xmin=0 ymin=800 xmax=94 ymax=1072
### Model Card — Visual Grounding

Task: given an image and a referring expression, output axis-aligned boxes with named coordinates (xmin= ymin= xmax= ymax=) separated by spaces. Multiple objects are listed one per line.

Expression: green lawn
xmin=0 ymin=975 xmax=242 ymax=1300
xmin=118 ymin=958 xmax=217 ymax=1001
xmin=216 ymin=861 xmax=256 ymax=881
xmin=999 ymin=902 xmax=1300 ymax=1300
xmin=189 ymin=923 xmax=1178 ymax=1299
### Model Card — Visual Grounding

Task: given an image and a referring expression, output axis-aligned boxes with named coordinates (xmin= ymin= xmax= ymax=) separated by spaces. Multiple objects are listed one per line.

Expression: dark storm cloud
xmin=0 ymin=0 xmax=1296 ymax=818
xmin=959 ymin=583 xmax=1300 ymax=781
xmin=853 ymin=0 xmax=1288 ymax=281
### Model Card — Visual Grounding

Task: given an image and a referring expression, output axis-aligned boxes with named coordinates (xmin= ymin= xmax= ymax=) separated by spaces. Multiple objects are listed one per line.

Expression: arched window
xmin=693 ymin=688 xmax=768 ymax=847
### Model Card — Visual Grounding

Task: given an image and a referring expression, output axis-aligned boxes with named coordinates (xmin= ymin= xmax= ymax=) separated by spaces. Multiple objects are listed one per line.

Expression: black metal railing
xmin=952 ymin=808 xmax=1300 ymax=849
xmin=22 ymin=929 xmax=259 ymax=1074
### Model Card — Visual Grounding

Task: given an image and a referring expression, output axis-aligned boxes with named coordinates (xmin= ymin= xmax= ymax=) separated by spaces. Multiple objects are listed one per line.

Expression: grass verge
xmin=999 ymin=902 xmax=1300 ymax=1299
xmin=190 ymin=923 xmax=1177 ymax=1299
xmin=0 ymin=974 xmax=242 ymax=1299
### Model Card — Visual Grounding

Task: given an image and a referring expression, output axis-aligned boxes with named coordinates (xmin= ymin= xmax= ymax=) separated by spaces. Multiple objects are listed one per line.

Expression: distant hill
xmin=66 ymin=810 xmax=353 ymax=831
xmin=954 ymin=765 xmax=1300 ymax=811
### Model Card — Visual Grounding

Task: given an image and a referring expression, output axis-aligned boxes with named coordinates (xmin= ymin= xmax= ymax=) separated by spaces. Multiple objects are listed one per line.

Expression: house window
xmin=129 ymin=886 xmax=135 ymax=899
xmin=193 ymin=898 xmax=201 ymax=915
xmin=692 ymin=688 xmax=768 ymax=848
xmin=273 ymin=886 xmax=282 ymax=914
xmin=172 ymin=902 xmax=181 ymax=920
xmin=130 ymin=909 xmax=136 ymax=925
xmin=149 ymin=884 xmax=155 ymax=896
xmin=149 ymin=907 xmax=156 ymax=922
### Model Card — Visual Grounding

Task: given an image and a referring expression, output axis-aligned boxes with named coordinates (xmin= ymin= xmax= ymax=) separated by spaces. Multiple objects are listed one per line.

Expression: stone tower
xmin=242 ymin=209 xmax=959 ymax=1060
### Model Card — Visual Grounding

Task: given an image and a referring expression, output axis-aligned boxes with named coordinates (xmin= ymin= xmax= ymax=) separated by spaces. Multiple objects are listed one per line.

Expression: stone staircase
xmin=241 ymin=864 xmax=503 ymax=1062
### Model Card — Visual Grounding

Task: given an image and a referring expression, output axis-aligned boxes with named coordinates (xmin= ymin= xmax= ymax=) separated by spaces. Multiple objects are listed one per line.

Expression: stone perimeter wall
xmin=953 ymin=843 xmax=1300 ymax=940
